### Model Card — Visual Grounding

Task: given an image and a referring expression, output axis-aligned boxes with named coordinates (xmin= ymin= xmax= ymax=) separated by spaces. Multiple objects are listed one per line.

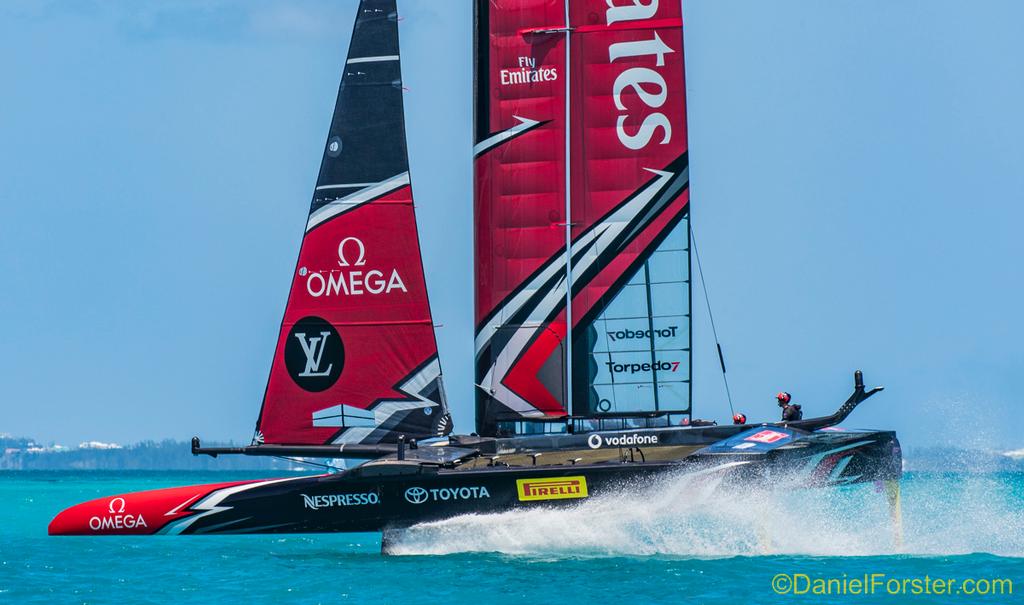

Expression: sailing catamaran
xmin=49 ymin=0 xmax=901 ymax=538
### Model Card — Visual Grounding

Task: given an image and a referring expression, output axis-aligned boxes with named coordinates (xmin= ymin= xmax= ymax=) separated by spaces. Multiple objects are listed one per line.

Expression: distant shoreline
xmin=1 ymin=436 xmax=307 ymax=471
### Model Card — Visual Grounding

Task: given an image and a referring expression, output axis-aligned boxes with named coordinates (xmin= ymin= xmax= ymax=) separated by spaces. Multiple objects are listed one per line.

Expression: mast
xmin=563 ymin=0 xmax=574 ymax=427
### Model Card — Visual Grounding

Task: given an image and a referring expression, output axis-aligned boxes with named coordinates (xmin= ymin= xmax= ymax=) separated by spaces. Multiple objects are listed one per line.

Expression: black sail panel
xmin=313 ymin=1 xmax=408 ymax=213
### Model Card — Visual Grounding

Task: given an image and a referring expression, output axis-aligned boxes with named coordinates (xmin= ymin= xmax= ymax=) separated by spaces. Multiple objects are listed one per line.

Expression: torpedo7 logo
xmin=607 ymin=326 xmax=678 ymax=342
xmin=605 ymin=360 xmax=680 ymax=375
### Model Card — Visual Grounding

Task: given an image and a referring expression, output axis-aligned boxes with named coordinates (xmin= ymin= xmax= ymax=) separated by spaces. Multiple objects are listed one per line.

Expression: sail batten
xmin=254 ymin=0 xmax=449 ymax=446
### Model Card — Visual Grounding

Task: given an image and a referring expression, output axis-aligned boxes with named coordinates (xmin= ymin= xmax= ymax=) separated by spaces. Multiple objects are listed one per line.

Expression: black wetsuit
xmin=781 ymin=403 xmax=803 ymax=422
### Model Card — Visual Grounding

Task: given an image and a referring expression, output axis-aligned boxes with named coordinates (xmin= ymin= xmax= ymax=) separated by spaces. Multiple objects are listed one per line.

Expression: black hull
xmin=50 ymin=426 xmax=900 ymax=536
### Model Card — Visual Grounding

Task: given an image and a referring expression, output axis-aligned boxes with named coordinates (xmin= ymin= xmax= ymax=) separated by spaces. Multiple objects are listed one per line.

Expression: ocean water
xmin=1 ymin=471 xmax=1021 ymax=604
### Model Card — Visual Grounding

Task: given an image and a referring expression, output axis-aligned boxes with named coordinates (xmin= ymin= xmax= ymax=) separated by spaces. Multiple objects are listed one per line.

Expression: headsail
xmin=255 ymin=0 xmax=450 ymax=446
xmin=474 ymin=0 xmax=690 ymax=436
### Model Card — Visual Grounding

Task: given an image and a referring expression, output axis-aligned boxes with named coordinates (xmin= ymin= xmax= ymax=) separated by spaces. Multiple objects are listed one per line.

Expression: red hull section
xmin=48 ymin=480 xmax=259 ymax=536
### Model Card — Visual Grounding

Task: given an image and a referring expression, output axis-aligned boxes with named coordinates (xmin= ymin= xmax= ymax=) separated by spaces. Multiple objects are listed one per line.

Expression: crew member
xmin=732 ymin=412 xmax=747 ymax=424
xmin=776 ymin=391 xmax=802 ymax=421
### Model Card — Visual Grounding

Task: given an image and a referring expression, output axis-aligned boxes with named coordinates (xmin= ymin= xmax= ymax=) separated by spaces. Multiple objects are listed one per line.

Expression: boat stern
xmin=693 ymin=425 xmax=901 ymax=487
xmin=792 ymin=427 xmax=902 ymax=485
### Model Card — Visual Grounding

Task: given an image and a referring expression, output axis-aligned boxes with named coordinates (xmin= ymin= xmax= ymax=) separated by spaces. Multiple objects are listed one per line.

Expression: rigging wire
xmin=689 ymin=223 xmax=736 ymax=417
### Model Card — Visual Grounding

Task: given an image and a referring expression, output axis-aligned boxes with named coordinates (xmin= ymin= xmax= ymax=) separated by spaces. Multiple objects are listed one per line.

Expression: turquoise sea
xmin=1 ymin=471 xmax=1021 ymax=604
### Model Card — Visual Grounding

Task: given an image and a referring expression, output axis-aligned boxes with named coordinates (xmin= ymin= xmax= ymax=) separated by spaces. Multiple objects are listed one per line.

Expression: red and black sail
xmin=474 ymin=0 xmax=691 ymax=435
xmin=255 ymin=0 xmax=450 ymax=446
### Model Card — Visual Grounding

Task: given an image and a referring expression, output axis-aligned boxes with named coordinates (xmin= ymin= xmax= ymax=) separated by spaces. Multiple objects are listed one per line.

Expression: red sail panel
xmin=474 ymin=0 xmax=570 ymax=433
xmin=569 ymin=0 xmax=687 ymax=242
xmin=255 ymin=0 xmax=449 ymax=446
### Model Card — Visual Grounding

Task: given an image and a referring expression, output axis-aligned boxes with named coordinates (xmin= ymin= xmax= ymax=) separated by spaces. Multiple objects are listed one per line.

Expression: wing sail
xmin=474 ymin=0 xmax=690 ymax=436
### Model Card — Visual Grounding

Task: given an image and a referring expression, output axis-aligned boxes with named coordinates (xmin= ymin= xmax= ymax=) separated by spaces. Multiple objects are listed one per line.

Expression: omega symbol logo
xmin=337 ymin=237 xmax=367 ymax=267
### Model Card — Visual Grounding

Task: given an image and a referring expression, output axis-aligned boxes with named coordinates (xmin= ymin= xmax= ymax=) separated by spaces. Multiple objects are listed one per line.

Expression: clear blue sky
xmin=1 ymin=1 xmax=1021 ymax=450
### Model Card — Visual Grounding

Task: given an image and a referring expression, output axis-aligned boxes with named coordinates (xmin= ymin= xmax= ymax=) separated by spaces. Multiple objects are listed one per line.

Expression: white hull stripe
xmin=157 ymin=476 xmax=311 ymax=535
xmin=306 ymin=172 xmax=410 ymax=231
xmin=798 ymin=440 xmax=873 ymax=479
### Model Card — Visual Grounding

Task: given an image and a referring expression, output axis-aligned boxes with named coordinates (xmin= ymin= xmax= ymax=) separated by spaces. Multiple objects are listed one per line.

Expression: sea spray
xmin=384 ymin=470 xmax=1024 ymax=557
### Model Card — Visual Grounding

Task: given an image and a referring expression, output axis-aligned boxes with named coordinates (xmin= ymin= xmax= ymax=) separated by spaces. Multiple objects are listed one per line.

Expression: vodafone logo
xmin=302 ymin=236 xmax=408 ymax=297
xmin=587 ymin=433 xmax=659 ymax=449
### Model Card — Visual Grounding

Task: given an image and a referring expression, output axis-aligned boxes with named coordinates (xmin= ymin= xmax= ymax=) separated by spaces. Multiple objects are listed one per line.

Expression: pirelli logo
xmin=516 ymin=476 xmax=589 ymax=502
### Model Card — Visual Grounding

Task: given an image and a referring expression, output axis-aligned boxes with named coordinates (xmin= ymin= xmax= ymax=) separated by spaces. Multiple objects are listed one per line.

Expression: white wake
xmin=384 ymin=470 xmax=1024 ymax=558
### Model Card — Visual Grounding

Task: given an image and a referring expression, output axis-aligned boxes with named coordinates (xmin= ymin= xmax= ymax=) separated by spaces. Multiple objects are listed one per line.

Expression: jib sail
xmin=474 ymin=0 xmax=691 ymax=436
xmin=254 ymin=0 xmax=450 ymax=446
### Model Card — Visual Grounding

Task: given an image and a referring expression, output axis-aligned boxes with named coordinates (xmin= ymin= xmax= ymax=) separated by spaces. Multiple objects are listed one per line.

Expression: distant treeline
xmin=0 ymin=438 xmax=300 ymax=471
